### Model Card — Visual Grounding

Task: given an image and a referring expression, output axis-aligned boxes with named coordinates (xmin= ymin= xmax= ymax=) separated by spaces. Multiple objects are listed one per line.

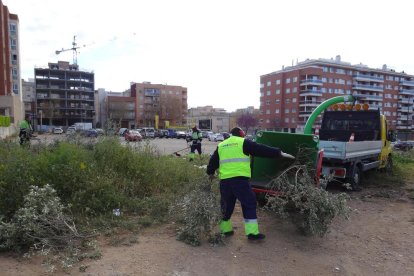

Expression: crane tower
xmin=55 ymin=36 xmax=86 ymax=65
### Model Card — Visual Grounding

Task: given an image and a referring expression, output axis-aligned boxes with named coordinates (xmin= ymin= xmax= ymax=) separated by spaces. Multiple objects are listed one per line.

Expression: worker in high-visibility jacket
xmin=189 ymin=126 xmax=203 ymax=161
xmin=206 ymin=127 xmax=295 ymax=240
xmin=19 ymin=114 xmax=32 ymax=146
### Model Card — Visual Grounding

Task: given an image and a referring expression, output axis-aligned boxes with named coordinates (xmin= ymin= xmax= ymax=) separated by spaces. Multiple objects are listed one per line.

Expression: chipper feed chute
xmin=250 ymin=131 xmax=320 ymax=194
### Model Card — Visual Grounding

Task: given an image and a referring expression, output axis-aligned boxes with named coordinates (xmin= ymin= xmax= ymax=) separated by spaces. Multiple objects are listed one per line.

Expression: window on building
xmin=260 ymin=83 xmax=264 ymax=88
xmin=285 ymin=108 xmax=290 ymax=114
xmin=394 ymin=86 xmax=399 ymax=90
xmin=9 ymin=23 xmax=17 ymax=36
xmin=323 ymin=67 xmax=328 ymax=72
xmin=286 ymin=78 xmax=291 ymax=84
xmin=276 ymin=89 xmax=280 ymax=94
xmin=275 ymin=109 xmax=280 ymax=114
xmin=329 ymin=78 xmax=333 ymax=83
xmin=266 ymin=119 xmax=270 ymax=123
xmin=292 ymin=98 xmax=297 ymax=103
xmin=322 ymin=77 xmax=327 ymax=83
xmin=13 ymin=83 xmax=18 ymax=94
xmin=293 ymin=87 xmax=297 ymax=93
xmin=286 ymin=88 xmax=290 ymax=94
xmin=260 ymin=92 xmax=264 ymax=97
xmin=286 ymin=99 xmax=290 ymax=104
xmin=267 ymin=81 xmax=271 ymax=86
xmin=395 ymin=77 xmax=399 ymax=81
xmin=329 ymin=67 xmax=334 ymax=73
xmin=329 ymin=88 xmax=333 ymax=94
xmin=285 ymin=118 xmax=290 ymax=123
xmin=276 ymin=79 xmax=281 ymax=85
xmin=10 ymin=39 xmax=17 ymax=50
xmin=266 ymin=100 xmax=270 ymax=105
xmin=266 ymin=109 xmax=270 ymax=114
xmin=275 ymin=99 xmax=280 ymax=104
xmin=292 ymin=118 xmax=295 ymax=123
xmin=321 ymin=88 xmax=326 ymax=93
xmin=336 ymin=68 xmax=345 ymax=74
xmin=293 ymin=77 xmax=298 ymax=82
xmin=292 ymin=108 xmax=296 ymax=113
xmin=393 ymin=95 xmax=398 ymax=99
xmin=266 ymin=90 xmax=271 ymax=96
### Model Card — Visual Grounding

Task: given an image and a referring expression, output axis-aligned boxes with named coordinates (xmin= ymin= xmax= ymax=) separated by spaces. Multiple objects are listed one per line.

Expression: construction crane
xmin=55 ymin=35 xmax=86 ymax=65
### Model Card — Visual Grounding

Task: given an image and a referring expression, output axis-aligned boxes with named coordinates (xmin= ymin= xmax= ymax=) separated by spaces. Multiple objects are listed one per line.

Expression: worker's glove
xmin=281 ymin=152 xmax=295 ymax=160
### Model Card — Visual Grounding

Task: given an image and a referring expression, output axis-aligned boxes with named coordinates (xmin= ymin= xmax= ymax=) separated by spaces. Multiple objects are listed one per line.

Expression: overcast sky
xmin=5 ymin=0 xmax=414 ymax=112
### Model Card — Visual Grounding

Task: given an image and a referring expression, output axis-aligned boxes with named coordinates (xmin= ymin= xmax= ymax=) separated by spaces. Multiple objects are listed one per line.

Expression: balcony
xmin=352 ymin=93 xmax=383 ymax=101
xmin=300 ymin=90 xmax=323 ymax=96
xmin=398 ymin=115 xmax=409 ymax=121
xmin=400 ymin=80 xmax=414 ymax=87
xmin=399 ymin=97 xmax=412 ymax=104
xmin=398 ymin=107 xmax=411 ymax=113
xmin=399 ymin=89 xmax=414 ymax=96
xmin=352 ymin=84 xmax=384 ymax=92
xmin=353 ymin=74 xmax=384 ymax=83
xmin=299 ymin=101 xmax=322 ymax=107
xmin=300 ymin=79 xmax=323 ymax=86
xmin=368 ymin=104 xmax=382 ymax=110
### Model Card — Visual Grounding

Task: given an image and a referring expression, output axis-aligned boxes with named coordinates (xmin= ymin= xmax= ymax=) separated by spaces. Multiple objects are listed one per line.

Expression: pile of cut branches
xmin=265 ymin=147 xmax=350 ymax=236
xmin=170 ymin=177 xmax=223 ymax=246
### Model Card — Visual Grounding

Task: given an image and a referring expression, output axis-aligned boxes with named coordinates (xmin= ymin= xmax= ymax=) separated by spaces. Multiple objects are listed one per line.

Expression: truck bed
xmin=320 ymin=140 xmax=382 ymax=161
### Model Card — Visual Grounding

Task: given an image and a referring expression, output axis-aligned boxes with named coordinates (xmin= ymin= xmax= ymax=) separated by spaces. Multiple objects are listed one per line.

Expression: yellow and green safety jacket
xmin=218 ymin=136 xmax=250 ymax=179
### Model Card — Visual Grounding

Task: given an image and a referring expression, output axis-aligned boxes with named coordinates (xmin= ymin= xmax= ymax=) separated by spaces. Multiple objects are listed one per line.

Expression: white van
xmin=141 ymin=127 xmax=155 ymax=138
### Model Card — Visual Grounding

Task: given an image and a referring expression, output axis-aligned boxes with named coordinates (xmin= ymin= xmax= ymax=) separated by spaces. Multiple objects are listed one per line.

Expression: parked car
xmin=208 ymin=133 xmax=216 ymax=141
xmin=84 ymin=129 xmax=98 ymax=137
xmin=222 ymin=132 xmax=230 ymax=140
xmin=125 ymin=130 xmax=142 ymax=142
xmin=118 ymin=128 xmax=128 ymax=136
xmin=394 ymin=141 xmax=413 ymax=151
xmin=141 ymin=128 xmax=155 ymax=138
xmin=176 ymin=131 xmax=186 ymax=139
xmin=66 ymin=126 xmax=76 ymax=135
xmin=95 ymin=128 xmax=105 ymax=135
xmin=214 ymin=133 xmax=224 ymax=142
xmin=53 ymin=127 xmax=64 ymax=134
xmin=158 ymin=129 xmax=169 ymax=138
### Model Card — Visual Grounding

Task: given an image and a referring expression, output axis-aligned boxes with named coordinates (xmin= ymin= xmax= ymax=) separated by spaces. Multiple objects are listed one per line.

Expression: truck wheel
xmin=350 ymin=166 xmax=362 ymax=191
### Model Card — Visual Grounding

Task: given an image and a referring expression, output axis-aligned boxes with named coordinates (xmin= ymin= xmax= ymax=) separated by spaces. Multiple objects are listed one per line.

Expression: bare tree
xmin=236 ymin=113 xmax=258 ymax=133
xmin=159 ymin=94 xmax=182 ymax=126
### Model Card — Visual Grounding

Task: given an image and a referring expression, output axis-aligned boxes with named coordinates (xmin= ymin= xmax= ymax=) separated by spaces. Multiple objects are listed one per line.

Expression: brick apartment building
xmin=0 ymin=0 xmax=23 ymax=126
xmin=259 ymin=56 xmax=414 ymax=134
xmin=34 ymin=61 xmax=95 ymax=130
xmin=130 ymin=82 xmax=187 ymax=128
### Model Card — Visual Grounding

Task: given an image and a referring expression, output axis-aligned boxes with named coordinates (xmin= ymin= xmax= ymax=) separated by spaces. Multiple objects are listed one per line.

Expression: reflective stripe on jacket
xmin=218 ymin=136 xmax=250 ymax=179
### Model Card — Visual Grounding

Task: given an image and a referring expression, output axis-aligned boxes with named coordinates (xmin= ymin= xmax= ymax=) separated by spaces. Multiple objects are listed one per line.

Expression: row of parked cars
xmin=52 ymin=126 xmax=104 ymax=137
xmin=392 ymin=140 xmax=414 ymax=151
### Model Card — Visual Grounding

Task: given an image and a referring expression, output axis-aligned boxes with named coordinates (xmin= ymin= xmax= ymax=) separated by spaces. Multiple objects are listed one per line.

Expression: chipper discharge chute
xmin=250 ymin=131 xmax=321 ymax=195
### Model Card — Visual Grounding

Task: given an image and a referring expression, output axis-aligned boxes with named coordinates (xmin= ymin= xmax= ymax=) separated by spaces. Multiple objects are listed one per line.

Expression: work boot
xmin=247 ymin=233 xmax=265 ymax=241
xmin=222 ymin=231 xmax=234 ymax=237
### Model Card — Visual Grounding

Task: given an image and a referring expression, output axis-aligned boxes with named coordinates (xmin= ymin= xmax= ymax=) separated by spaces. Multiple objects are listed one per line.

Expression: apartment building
xmin=0 ymin=0 xmax=23 ymax=126
xmin=130 ymin=82 xmax=188 ymax=128
xmin=106 ymin=92 xmax=135 ymax=129
xmin=259 ymin=56 xmax=414 ymax=134
xmin=22 ymin=78 xmax=35 ymax=118
xmin=34 ymin=61 xmax=95 ymax=130
xmin=187 ymin=106 xmax=230 ymax=133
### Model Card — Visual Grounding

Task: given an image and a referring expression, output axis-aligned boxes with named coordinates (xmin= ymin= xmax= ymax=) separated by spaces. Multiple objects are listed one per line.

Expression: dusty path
xmin=1 ymin=191 xmax=413 ymax=276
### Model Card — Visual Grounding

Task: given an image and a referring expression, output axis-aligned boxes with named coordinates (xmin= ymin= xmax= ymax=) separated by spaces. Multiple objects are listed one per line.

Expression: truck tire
xmin=350 ymin=165 xmax=362 ymax=191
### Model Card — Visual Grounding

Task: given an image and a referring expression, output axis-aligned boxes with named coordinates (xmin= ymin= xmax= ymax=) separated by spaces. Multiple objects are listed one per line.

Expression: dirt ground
xmin=1 ymin=187 xmax=413 ymax=276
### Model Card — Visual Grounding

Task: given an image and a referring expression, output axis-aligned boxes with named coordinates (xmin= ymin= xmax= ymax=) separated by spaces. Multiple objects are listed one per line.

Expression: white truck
xmin=73 ymin=122 xmax=92 ymax=130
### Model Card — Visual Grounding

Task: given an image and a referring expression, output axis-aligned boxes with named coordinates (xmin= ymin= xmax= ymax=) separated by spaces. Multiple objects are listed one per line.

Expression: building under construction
xmin=34 ymin=61 xmax=95 ymax=129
